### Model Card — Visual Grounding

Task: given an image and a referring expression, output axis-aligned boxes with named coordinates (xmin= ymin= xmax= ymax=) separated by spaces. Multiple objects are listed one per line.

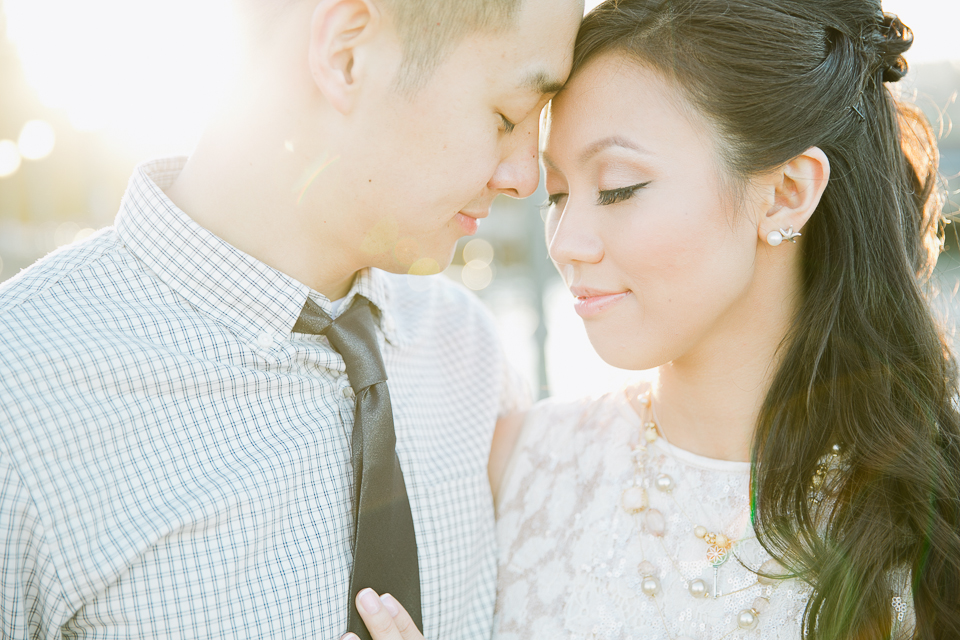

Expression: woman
xmin=348 ymin=0 xmax=960 ymax=638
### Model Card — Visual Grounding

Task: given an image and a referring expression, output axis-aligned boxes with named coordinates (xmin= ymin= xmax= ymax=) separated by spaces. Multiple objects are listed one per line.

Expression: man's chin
xmin=406 ymin=257 xmax=444 ymax=276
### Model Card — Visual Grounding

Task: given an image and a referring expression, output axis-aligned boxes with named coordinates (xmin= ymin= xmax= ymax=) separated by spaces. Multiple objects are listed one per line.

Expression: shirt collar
xmin=114 ymin=157 xmax=398 ymax=353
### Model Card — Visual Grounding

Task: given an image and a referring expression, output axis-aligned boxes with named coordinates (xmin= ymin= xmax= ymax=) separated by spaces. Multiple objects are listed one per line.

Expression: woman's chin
xmin=587 ymin=336 xmax=656 ymax=371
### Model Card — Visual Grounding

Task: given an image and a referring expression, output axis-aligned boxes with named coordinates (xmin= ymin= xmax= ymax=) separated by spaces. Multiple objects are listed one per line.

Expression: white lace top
xmin=493 ymin=389 xmax=913 ymax=640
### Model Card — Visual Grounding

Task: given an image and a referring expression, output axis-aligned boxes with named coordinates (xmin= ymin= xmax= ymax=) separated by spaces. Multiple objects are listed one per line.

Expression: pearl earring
xmin=766 ymin=226 xmax=801 ymax=247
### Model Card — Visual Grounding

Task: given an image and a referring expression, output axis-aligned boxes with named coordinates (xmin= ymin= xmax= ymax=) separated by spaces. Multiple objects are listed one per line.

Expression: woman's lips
xmin=571 ymin=290 xmax=631 ymax=318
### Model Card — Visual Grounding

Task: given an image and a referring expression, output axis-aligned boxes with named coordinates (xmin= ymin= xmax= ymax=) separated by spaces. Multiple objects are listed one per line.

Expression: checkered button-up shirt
xmin=0 ymin=158 xmax=525 ymax=640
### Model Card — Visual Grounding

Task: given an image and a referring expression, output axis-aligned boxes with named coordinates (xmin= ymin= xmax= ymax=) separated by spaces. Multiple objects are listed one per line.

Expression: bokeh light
xmin=0 ymin=140 xmax=21 ymax=178
xmin=54 ymin=222 xmax=81 ymax=248
xmin=17 ymin=120 xmax=55 ymax=161
xmin=463 ymin=238 xmax=495 ymax=267
xmin=462 ymin=260 xmax=494 ymax=291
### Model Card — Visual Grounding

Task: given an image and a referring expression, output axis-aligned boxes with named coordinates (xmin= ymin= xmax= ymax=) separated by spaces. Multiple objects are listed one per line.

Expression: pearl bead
xmin=655 ymin=474 xmax=674 ymax=493
xmin=766 ymin=230 xmax=783 ymax=246
xmin=714 ymin=533 xmax=728 ymax=547
xmin=737 ymin=608 xmax=759 ymax=630
xmin=757 ymin=558 xmax=786 ymax=585
xmin=621 ymin=486 xmax=648 ymax=514
xmin=693 ymin=525 xmax=707 ymax=539
xmin=644 ymin=426 xmax=659 ymax=442
xmin=638 ymin=391 xmax=652 ymax=407
xmin=637 ymin=560 xmax=656 ymax=576
xmin=641 ymin=575 xmax=661 ymax=597
xmin=752 ymin=597 xmax=770 ymax=614
xmin=688 ymin=578 xmax=708 ymax=598
xmin=645 ymin=509 xmax=666 ymax=536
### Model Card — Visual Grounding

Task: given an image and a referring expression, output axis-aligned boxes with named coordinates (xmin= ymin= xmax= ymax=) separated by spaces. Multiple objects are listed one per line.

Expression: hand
xmin=341 ymin=589 xmax=425 ymax=640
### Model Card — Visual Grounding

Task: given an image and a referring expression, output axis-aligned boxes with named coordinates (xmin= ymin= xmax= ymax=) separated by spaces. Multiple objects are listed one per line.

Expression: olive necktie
xmin=293 ymin=296 xmax=422 ymax=639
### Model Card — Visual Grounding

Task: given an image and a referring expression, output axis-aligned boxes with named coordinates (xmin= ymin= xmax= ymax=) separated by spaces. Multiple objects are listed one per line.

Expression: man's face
xmin=328 ymin=0 xmax=583 ymax=275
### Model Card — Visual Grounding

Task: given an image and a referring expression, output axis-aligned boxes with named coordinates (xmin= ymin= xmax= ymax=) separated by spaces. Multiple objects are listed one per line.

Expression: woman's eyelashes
xmin=542 ymin=192 xmax=567 ymax=209
xmin=597 ymin=181 xmax=651 ymax=206
xmin=542 ymin=181 xmax=650 ymax=210
xmin=499 ymin=114 xmax=517 ymax=134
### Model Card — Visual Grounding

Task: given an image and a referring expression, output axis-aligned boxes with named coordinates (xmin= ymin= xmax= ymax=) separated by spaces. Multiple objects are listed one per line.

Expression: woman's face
xmin=543 ymin=53 xmax=774 ymax=370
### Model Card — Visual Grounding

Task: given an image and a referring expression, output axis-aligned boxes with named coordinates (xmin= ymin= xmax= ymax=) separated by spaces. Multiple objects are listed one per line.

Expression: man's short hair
xmin=238 ymin=0 xmax=523 ymax=91
xmin=381 ymin=0 xmax=522 ymax=90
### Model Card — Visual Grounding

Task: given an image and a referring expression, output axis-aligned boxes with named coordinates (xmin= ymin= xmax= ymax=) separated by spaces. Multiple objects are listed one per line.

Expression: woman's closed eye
xmin=597 ymin=181 xmax=651 ymax=206
xmin=542 ymin=192 xmax=568 ymax=210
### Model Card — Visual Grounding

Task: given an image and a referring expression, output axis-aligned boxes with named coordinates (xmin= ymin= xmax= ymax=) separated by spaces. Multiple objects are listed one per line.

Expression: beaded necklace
xmin=622 ymin=389 xmax=789 ymax=639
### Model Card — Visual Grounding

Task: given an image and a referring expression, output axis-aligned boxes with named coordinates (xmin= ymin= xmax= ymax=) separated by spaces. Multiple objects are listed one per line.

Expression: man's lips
xmin=570 ymin=287 xmax=631 ymax=318
xmin=456 ymin=210 xmax=488 ymax=236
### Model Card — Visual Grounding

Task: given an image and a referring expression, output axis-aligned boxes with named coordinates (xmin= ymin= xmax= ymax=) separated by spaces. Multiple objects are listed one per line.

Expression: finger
xmin=379 ymin=593 xmax=422 ymax=640
xmin=356 ymin=588 xmax=403 ymax=640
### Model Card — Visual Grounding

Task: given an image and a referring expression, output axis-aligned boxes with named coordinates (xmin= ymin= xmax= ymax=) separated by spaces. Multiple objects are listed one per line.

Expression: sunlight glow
xmin=17 ymin=120 xmax=55 ymax=161
xmin=4 ymin=0 xmax=243 ymax=153
xmin=0 ymin=141 xmax=21 ymax=178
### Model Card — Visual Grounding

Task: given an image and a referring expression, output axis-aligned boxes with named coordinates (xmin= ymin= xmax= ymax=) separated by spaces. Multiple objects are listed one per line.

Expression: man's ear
xmin=308 ymin=0 xmax=382 ymax=114
xmin=758 ymin=146 xmax=830 ymax=244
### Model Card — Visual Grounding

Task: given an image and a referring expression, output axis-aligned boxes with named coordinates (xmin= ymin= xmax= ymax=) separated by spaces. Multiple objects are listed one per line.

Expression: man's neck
xmin=164 ymin=81 xmax=360 ymax=301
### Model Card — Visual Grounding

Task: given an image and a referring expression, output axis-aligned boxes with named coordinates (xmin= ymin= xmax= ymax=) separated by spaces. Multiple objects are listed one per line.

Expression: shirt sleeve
xmin=0 ymin=451 xmax=67 ymax=640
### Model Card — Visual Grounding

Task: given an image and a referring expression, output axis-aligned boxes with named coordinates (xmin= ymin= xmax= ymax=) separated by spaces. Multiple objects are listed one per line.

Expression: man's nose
xmin=488 ymin=121 xmax=541 ymax=199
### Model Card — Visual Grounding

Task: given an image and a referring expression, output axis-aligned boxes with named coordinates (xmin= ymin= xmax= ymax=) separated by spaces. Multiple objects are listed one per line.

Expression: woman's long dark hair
xmin=574 ymin=1 xmax=960 ymax=637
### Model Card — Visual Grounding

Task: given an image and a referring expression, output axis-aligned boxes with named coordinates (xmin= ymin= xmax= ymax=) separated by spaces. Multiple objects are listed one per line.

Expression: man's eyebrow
xmin=541 ymin=151 xmax=560 ymax=172
xmin=522 ymin=70 xmax=566 ymax=96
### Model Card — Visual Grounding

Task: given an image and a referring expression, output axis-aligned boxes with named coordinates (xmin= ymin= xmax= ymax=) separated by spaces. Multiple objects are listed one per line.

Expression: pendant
xmin=706 ymin=544 xmax=729 ymax=598
xmin=706 ymin=544 xmax=729 ymax=567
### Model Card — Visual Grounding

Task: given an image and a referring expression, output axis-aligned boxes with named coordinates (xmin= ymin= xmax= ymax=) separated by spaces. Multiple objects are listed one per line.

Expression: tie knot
xmin=294 ymin=297 xmax=387 ymax=391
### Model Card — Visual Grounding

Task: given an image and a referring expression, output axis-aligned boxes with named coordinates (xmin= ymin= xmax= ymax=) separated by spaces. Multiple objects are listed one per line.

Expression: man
xmin=0 ymin=0 xmax=582 ymax=637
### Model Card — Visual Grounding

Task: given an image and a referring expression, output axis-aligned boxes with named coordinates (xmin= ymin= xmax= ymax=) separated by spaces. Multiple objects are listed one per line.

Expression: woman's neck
xmin=652 ymin=257 xmax=801 ymax=462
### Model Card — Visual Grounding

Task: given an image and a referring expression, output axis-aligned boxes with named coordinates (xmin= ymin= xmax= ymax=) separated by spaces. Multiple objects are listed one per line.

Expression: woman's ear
xmin=758 ymin=146 xmax=830 ymax=245
xmin=307 ymin=0 xmax=382 ymax=114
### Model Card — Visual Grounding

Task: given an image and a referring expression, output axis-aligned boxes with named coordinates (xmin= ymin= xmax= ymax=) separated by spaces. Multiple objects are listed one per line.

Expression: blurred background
xmin=1 ymin=0 xmax=958 ymax=400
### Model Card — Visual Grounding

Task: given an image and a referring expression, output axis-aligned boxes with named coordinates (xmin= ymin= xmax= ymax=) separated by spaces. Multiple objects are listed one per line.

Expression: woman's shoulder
xmin=531 ymin=383 xmax=650 ymax=431
xmin=496 ymin=385 xmax=648 ymax=504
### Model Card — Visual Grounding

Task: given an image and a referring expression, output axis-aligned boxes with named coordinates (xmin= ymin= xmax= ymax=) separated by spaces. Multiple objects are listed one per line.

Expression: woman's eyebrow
xmin=578 ymin=135 xmax=649 ymax=164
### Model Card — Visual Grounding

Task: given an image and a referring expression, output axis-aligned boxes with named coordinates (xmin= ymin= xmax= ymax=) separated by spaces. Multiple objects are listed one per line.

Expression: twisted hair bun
xmin=877 ymin=12 xmax=912 ymax=82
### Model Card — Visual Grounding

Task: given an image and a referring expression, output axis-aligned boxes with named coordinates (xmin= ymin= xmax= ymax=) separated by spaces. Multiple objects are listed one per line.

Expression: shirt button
xmin=255 ymin=332 xmax=274 ymax=349
xmin=342 ymin=387 xmax=355 ymax=400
